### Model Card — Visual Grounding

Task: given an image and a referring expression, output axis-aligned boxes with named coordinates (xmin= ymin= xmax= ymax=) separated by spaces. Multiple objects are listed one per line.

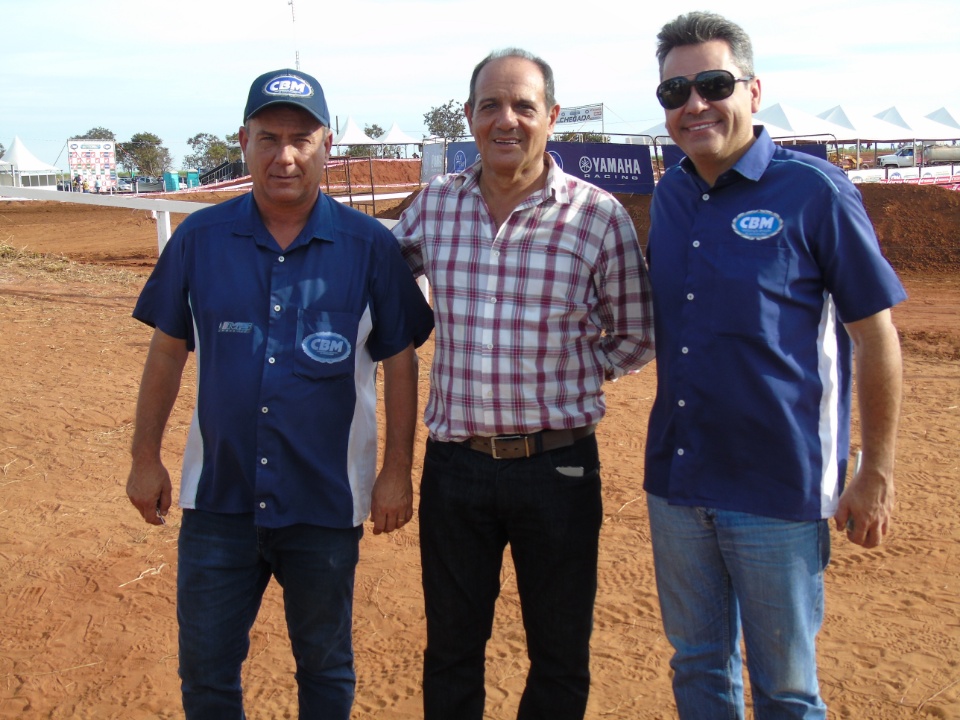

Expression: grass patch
xmin=0 ymin=243 xmax=142 ymax=287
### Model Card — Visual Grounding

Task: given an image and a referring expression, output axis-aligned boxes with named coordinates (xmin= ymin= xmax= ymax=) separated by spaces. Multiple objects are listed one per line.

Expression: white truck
xmin=877 ymin=147 xmax=916 ymax=168
xmin=921 ymin=144 xmax=960 ymax=165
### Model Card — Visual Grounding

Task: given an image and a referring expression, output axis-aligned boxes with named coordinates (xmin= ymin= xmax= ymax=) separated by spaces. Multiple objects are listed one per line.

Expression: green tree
xmin=0 ymin=142 xmax=5 ymax=158
xmin=423 ymin=100 xmax=466 ymax=140
xmin=555 ymin=132 xmax=610 ymax=143
xmin=75 ymin=126 xmax=116 ymax=140
xmin=119 ymin=132 xmax=172 ymax=177
xmin=225 ymin=132 xmax=242 ymax=163
xmin=184 ymin=132 xmax=231 ymax=171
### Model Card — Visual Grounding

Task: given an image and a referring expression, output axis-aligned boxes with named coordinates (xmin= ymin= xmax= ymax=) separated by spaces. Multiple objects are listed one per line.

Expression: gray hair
xmin=467 ymin=48 xmax=556 ymax=109
xmin=655 ymin=12 xmax=754 ymax=78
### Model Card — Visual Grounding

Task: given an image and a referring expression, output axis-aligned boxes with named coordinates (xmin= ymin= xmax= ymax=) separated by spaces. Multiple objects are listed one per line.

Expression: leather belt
xmin=462 ymin=425 xmax=596 ymax=460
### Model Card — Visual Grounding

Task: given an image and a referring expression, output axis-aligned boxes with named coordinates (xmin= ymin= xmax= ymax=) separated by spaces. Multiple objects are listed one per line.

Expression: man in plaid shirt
xmin=393 ymin=48 xmax=655 ymax=720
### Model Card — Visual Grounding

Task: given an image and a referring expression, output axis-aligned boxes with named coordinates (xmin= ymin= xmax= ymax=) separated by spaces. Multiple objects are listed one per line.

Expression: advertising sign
xmin=445 ymin=140 xmax=654 ymax=195
xmin=67 ymin=139 xmax=118 ymax=192
xmin=556 ymin=104 xmax=604 ymax=125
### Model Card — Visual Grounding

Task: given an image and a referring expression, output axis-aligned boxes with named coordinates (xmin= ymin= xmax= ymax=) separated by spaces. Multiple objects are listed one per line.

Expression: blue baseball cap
xmin=243 ymin=69 xmax=330 ymax=127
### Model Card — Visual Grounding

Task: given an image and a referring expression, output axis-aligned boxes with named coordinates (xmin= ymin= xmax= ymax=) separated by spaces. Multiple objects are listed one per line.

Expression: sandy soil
xmin=0 ymin=175 xmax=958 ymax=719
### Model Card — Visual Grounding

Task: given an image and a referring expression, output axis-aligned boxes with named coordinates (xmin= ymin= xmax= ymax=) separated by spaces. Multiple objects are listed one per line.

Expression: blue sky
xmin=2 ymin=0 xmax=958 ymax=169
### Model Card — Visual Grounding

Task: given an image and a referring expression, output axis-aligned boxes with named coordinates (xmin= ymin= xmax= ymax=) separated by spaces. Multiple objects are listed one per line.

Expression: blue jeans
xmin=419 ymin=436 xmax=604 ymax=720
xmin=177 ymin=509 xmax=362 ymax=719
xmin=646 ymin=493 xmax=830 ymax=720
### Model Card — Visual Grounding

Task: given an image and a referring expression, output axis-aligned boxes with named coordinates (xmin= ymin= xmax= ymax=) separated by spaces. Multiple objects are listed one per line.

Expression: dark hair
xmin=655 ymin=11 xmax=754 ymax=78
xmin=467 ymin=48 xmax=556 ymax=109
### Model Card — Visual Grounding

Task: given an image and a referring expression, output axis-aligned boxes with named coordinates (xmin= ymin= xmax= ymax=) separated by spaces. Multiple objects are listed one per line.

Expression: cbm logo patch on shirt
xmin=732 ymin=210 xmax=783 ymax=240
xmin=303 ymin=332 xmax=352 ymax=364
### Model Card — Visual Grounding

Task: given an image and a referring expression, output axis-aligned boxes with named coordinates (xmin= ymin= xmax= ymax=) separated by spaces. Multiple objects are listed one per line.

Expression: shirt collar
xmin=678 ymin=125 xmax=774 ymax=187
xmin=455 ymin=153 xmax=564 ymax=207
xmin=232 ymin=191 xmax=336 ymax=251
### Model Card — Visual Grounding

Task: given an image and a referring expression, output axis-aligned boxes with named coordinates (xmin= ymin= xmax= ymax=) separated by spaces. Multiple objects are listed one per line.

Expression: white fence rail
xmin=0 ymin=187 xmax=401 ymax=251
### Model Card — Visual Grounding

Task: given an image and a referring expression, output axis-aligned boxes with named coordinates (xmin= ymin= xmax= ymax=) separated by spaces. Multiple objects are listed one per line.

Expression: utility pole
xmin=288 ymin=0 xmax=300 ymax=70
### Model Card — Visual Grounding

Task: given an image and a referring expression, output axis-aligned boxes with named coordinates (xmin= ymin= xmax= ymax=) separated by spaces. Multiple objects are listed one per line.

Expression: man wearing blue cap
xmin=126 ymin=68 xmax=434 ymax=718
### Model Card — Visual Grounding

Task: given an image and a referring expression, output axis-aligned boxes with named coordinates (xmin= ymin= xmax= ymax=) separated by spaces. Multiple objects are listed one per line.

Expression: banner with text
xmin=556 ymin=104 xmax=603 ymax=125
xmin=446 ymin=140 xmax=654 ymax=195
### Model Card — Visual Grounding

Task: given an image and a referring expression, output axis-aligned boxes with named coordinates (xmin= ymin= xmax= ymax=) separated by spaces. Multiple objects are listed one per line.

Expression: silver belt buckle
xmin=491 ymin=434 xmax=530 ymax=459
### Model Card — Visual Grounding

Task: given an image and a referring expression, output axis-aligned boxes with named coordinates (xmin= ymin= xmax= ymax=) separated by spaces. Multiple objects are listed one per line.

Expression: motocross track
xmin=0 ymin=161 xmax=958 ymax=718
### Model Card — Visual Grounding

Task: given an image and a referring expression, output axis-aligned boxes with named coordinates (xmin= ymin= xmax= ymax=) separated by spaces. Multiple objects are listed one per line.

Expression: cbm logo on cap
xmin=264 ymin=74 xmax=314 ymax=99
xmin=303 ymin=332 xmax=352 ymax=364
xmin=732 ymin=210 xmax=783 ymax=240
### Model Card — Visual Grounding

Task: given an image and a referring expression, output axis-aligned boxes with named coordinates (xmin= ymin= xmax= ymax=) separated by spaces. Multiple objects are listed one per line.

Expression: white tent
xmin=0 ymin=136 xmax=61 ymax=188
xmin=753 ymin=103 xmax=850 ymax=141
xmin=816 ymin=106 xmax=912 ymax=142
xmin=873 ymin=106 xmax=960 ymax=141
xmin=377 ymin=122 xmax=421 ymax=146
xmin=925 ymin=107 xmax=960 ymax=130
xmin=333 ymin=117 xmax=377 ymax=146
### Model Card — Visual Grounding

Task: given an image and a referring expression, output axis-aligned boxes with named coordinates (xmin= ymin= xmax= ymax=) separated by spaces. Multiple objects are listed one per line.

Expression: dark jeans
xmin=177 ymin=509 xmax=362 ymax=719
xmin=419 ymin=434 xmax=604 ymax=720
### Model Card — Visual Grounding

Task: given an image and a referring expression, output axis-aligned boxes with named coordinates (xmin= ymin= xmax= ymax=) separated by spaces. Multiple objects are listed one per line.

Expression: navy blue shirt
xmin=644 ymin=128 xmax=906 ymax=521
xmin=134 ymin=192 xmax=433 ymax=528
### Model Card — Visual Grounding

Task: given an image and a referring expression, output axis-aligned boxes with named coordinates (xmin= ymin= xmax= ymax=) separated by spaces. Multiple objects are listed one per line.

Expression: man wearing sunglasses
xmin=643 ymin=12 xmax=906 ymax=719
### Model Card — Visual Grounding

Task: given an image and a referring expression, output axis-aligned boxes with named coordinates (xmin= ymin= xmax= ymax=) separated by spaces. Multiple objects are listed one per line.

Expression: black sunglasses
xmin=656 ymin=70 xmax=754 ymax=110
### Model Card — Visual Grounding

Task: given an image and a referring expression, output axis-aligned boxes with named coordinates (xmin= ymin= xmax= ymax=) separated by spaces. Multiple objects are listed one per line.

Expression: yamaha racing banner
xmin=446 ymin=141 xmax=654 ymax=195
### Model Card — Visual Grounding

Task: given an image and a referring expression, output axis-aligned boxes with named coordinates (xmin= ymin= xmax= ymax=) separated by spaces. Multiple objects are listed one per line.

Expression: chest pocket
xmin=295 ymin=309 xmax=360 ymax=380
xmin=708 ymin=239 xmax=790 ymax=341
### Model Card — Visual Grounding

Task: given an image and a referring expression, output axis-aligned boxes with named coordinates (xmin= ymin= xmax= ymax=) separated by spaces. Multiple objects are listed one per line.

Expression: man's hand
xmin=370 ymin=464 xmax=413 ymax=535
xmin=834 ymin=458 xmax=894 ymax=549
xmin=127 ymin=458 xmax=173 ymax=526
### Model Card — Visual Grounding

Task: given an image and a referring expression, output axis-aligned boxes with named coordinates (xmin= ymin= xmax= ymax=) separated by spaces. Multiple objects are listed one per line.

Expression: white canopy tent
xmin=0 ymin=136 xmax=61 ymax=188
xmin=816 ymin=106 xmax=912 ymax=142
xmin=753 ymin=103 xmax=850 ymax=140
xmin=333 ymin=117 xmax=377 ymax=147
xmin=873 ymin=106 xmax=960 ymax=141
xmin=376 ymin=122 xmax=422 ymax=157
xmin=377 ymin=122 xmax=421 ymax=146
xmin=925 ymin=107 xmax=960 ymax=130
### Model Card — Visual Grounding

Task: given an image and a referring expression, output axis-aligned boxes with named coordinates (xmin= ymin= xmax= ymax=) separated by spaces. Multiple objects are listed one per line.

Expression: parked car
xmin=877 ymin=147 xmax=915 ymax=168
xmin=116 ymin=179 xmax=133 ymax=192
xmin=133 ymin=176 xmax=164 ymax=192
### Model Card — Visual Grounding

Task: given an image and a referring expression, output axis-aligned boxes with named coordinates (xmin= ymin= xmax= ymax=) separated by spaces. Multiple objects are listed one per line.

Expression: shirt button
xmin=259 ymin=502 xmax=266 ymax=509
xmin=278 ymin=256 xmax=285 ymax=263
xmin=678 ymin=399 xmax=686 ymax=407
xmin=493 ymin=251 xmax=500 ymax=257
xmin=274 ymin=304 xmax=281 ymax=312
xmin=692 ymin=240 xmax=700 ymax=248
xmin=489 ymin=297 xmax=497 ymax=304
xmin=677 ymin=448 xmax=685 ymax=456
xmin=686 ymin=293 xmax=695 ymax=301
xmin=486 ymin=343 xmax=494 ymax=349
xmin=260 ymin=457 xmax=268 ymax=465
xmin=702 ymin=194 xmax=710 ymax=201
xmin=261 ymin=406 xmax=269 ymax=413
xmin=681 ymin=346 xmax=689 ymax=354
xmin=268 ymin=357 xmax=276 ymax=364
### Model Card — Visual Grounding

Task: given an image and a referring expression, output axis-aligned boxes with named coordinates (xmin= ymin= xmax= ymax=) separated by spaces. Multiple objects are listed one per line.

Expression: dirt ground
xmin=0 ymin=175 xmax=958 ymax=719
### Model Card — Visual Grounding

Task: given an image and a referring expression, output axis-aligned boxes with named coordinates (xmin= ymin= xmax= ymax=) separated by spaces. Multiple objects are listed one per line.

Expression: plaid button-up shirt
xmin=394 ymin=158 xmax=655 ymax=442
